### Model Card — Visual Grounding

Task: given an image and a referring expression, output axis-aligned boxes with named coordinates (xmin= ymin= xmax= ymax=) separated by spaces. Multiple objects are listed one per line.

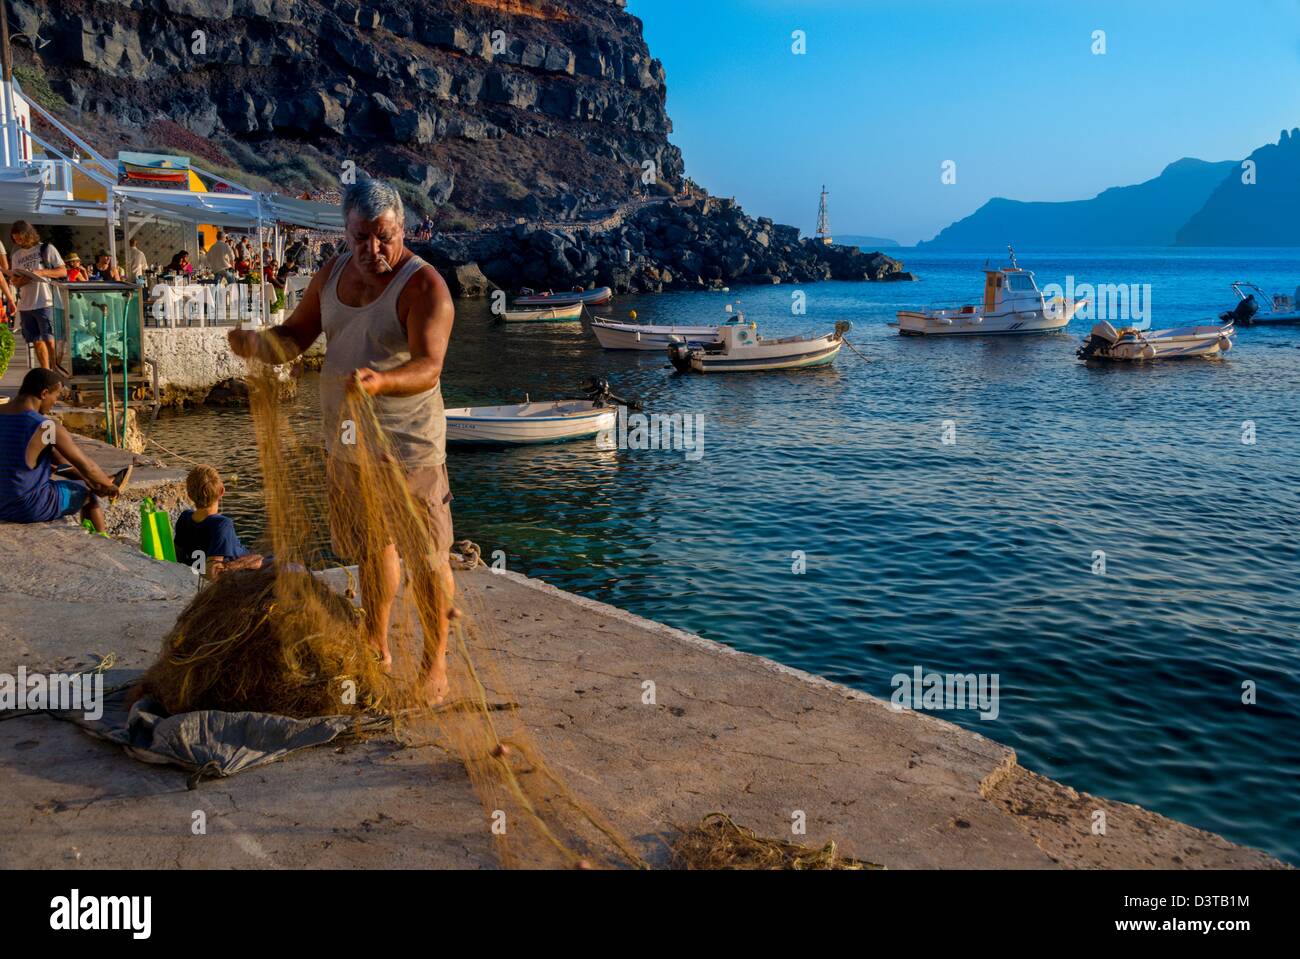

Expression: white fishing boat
xmin=896 ymin=247 xmax=1084 ymax=336
xmin=514 ymin=286 xmax=613 ymax=307
xmin=1076 ymin=321 xmax=1235 ymax=362
xmin=1220 ymin=282 xmax=1300 ymax=326
xmin=668 ymin=319 xmax=848 ymax=373
xmin=445 ymin=399 xmax=616 ymax=445
xmin=500 ymin=302 xmax=584 ymax=323
xmin=591 ymin=317 xmax=722 ymax=350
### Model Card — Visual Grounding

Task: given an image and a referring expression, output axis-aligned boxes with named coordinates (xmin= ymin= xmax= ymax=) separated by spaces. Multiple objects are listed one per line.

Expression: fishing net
xmin=139 ymin=565 xmax=383 ymax=718
xmin=140 ymin=355 xmax=642 ymax=869
xmin=670 ymin=814 xmax=885 ymax=871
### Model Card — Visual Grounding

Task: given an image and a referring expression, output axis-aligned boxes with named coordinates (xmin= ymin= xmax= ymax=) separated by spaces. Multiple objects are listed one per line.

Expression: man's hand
xmin=350 ymin=368 xmax=386 ymax=397
xmin=228 ymin=329 xmax=260 ymax=359
xmin=90 ymin=480 xmax=120 ymax=499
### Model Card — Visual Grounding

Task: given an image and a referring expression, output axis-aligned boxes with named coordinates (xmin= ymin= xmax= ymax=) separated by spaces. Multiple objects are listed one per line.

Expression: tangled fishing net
xmin=140 ymin=351 xmax=867 ymax=869
xmin=671 ymin=814 xmax=885 ymax=870
xmin=139 ymin=358 xmax=640 ymax=869
xmin=140 ymin=566 xmax=383 ymax=718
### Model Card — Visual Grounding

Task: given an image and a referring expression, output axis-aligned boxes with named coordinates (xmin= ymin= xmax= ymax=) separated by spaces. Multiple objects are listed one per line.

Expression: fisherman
xmin=228 ymin=178 xmax=456 ymax=703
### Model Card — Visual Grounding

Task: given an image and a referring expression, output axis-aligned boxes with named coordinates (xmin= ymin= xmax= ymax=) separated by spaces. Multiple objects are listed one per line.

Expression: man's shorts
xmin=20 ymin=308 xmax=54 ymax=342
xmin=53 ymin=479 xmax=90 ymax=518
xmin=326 ymin=456 xmax=454 ymax=562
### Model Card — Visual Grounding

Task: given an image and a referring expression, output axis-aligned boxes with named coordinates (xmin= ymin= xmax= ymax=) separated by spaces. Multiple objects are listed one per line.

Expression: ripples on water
xmin=147 ymin=248 xmax=1300 ymax=863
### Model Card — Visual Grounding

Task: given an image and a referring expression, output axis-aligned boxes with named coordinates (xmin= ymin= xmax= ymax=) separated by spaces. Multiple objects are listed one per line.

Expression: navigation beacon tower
xmin=816 ymin=185 xmax=832 ymax=245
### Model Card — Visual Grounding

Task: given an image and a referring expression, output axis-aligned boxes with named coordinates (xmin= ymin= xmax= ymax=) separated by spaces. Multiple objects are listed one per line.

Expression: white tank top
xmin=319 ymin=252 xmax=447 ymax=467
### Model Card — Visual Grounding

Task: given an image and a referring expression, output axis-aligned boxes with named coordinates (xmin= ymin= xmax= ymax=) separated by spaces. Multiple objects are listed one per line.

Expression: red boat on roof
xmin=514 ymin=286 xmax=613 ymax=307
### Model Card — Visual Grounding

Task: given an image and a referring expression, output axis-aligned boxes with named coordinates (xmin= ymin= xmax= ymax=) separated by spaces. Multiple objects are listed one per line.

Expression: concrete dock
xmin=0 ymin=509 xmax=1285 ymax=869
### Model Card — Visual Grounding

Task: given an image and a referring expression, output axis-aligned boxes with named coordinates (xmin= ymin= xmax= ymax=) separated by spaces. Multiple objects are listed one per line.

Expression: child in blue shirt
xmin=174 ymin=464 xmax=262 ymax=578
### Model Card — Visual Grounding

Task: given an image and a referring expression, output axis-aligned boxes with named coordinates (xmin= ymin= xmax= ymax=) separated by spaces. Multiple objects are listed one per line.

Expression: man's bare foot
xmin=421 ymin=666 xmax=449 ymax=706
xmin=370 ymin=642 xmax=393 ymax=673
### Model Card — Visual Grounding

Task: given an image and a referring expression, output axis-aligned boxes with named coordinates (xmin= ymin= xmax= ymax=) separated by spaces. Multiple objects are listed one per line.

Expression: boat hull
xmin=591 ymin=320 xmax=721 ymax=350
xmin=897 ymin=302 xmax=1076 ymax=336
xmin=514 ymin=287 xmax=613 ymax=307
xmin=445 ymin=402 xmax=616 ymax=445
xmin=671 ymin=335 xmax=844 ymax=373
xmin=501 ymin=303 xmax=584 ymax=323
xmin=1078 ymin=324 xmax=1234 ymax=362
xmin=691 ymin=341 xmax=842 ymax=372
xmin=1238 ymin=311 xmax=1300 ymax=326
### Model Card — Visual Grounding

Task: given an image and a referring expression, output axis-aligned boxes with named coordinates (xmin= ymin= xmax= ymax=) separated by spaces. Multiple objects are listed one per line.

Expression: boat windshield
xmin=1005 ymin=273 xmax=1037 ymax=292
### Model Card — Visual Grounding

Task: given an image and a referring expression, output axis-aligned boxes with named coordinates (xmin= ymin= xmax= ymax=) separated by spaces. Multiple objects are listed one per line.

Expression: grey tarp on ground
xmin=48 ymin=669 xmax=387 ymax=783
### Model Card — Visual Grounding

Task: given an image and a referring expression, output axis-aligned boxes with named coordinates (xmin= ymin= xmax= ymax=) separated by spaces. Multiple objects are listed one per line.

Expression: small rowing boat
xmin=445 ymin=400 xmax=617 ymax=445
xmin=1076 ymin=321 xmax=1235 ymax=362
xmin=591 ymin=318 xmax=723 ymax=350
xmin=500 ymin=302 xmax=584 ymax=323
xmin=513 ymin=286 xmax=613 ymax=307
xmin=668 ymin=319 xmax=849 ymax=373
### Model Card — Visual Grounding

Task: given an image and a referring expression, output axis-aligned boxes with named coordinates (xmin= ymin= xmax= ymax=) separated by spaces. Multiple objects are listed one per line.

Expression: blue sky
xmin=627 ymin=0 xmax=1300 ymax=244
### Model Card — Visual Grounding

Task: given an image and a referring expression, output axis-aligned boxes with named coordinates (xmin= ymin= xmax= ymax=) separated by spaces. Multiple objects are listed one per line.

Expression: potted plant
xmin=0 ymin=323 xmax=14 ymax=382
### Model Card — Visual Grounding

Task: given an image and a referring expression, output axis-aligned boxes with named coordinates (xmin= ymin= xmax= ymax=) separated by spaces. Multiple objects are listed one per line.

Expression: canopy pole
xmin=256 ymin=195 xmax=267 ymax=327
xmin=0 ymin=0 xmax=18 ymax=168
xmin=106 ymin=188 xmax=118 ymax=266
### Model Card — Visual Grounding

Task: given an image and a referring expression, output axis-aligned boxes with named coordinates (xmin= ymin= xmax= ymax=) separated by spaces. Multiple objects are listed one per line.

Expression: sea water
xmin=148 ymin=246 xmax=1300 ymax=863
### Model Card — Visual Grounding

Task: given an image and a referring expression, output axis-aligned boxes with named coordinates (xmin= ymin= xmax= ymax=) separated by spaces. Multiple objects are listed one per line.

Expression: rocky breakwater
xmin=420 ymin=196 xmax=911 ymax=296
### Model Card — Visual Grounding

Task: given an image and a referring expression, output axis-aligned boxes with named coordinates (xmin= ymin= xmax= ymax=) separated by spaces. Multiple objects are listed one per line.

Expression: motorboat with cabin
xmin=896 ymin=247 xmax=1084 ymax=336
xmin=667 ymin=315 xmax=849 ymax=373
xmin=1220 ymin=281 xmax=1300 ymax=326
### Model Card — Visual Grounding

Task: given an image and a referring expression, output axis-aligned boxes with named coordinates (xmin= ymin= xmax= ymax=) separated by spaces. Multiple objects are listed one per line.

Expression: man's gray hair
xmin=343 ymin=178 xmax=404 ymax=224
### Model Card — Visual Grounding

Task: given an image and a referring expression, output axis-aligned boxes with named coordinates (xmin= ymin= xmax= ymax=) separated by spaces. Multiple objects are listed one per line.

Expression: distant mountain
xmin=919 ymin=157 xmax=1237 ymax=248
xmin=836 ymin=234 xmax=900 ymax=249
xmin=1176 ymin=130 xmax=1300 ymax=246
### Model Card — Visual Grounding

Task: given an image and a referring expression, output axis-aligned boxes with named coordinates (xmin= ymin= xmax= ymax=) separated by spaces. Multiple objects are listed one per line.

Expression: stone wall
xmin=142 ymin=327 xmax=320 ymax=406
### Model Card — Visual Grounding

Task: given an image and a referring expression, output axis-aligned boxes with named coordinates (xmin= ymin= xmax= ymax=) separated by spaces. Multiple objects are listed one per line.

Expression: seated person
xmin=165 ymin=251 xmax=193 ymax=276
xmin=64 ymin=252 xmax=89 ymax=282
xmin=0 ymin=368 xmax=127 ymax=533
xmin=174 ymin=464 xmax=262 ymax=577
xmin=91 ymin=252 xmax=123 ymax=283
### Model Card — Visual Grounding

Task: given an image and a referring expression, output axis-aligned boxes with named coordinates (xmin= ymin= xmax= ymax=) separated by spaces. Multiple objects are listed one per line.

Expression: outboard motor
xmin=1221 ymin=294 xmax=1258 ymax=325
xmin=667 ymin=339 xmax=696 ymax=374
xmin=581 ymin=377 xmax=641 ymax=410
xmin=1077 ymin=320 xmax=1119 ymax=360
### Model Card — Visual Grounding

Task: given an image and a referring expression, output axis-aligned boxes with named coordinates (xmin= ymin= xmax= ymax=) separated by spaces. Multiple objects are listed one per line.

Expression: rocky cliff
xmin=12 ymin=0 xmax=907 ymax=290
xmin=14 ymin=0 xmax=684 ymax=224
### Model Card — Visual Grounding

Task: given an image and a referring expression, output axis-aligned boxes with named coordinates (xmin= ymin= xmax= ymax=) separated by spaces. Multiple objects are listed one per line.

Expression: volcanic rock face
xmin=18 ymin=0 xmax=684 ymax=222
xmin=420 ymin=196 xmax=905 ymax=296
xmin=17 ymin=0 xmax=907 ymax=290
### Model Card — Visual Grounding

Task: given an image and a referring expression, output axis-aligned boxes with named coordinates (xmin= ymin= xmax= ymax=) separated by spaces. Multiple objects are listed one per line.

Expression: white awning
xmin=257 ymin=193 xmax=344 ymax=231
xmin=119 ymin=189 xmax=261 ymax=228
xmin=0 ymin=168 xmax=47 ymax=215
